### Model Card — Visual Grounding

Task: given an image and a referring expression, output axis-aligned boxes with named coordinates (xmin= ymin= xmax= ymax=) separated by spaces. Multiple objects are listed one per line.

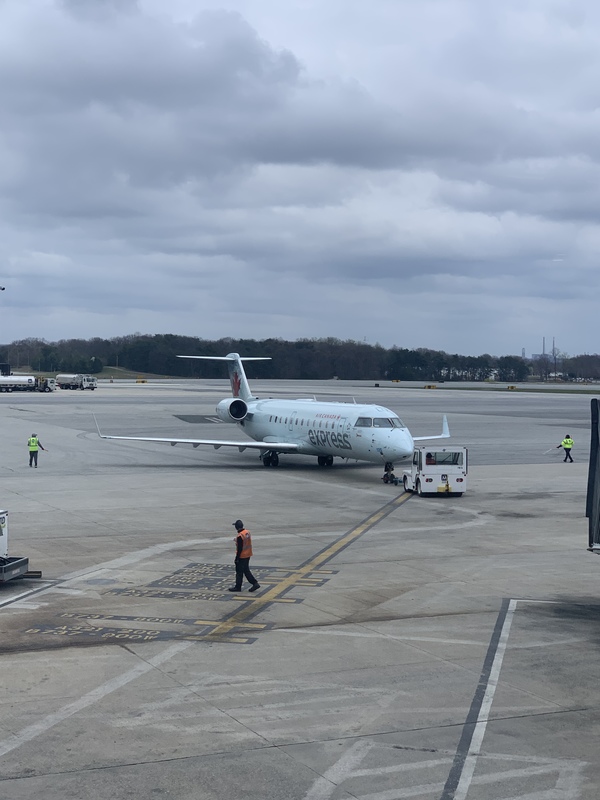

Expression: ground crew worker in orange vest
xmin=228 ymin=519 xmax=261 ymax=593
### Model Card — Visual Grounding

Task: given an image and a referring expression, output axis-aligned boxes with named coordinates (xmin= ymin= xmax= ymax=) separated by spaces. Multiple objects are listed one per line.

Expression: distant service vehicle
xmin=0 ymin=375 xmax=55 ymax=393
xmin=403 ymin=446 xmax=467 ymax=496
xmin=0 ymin=375 xmax=35 ymax=392
xmin=96 ymin=352 xmax=450 ymax=473
xmin=56 ymin=374 xmax=97 ymax=390
xmin=36 ymin=376 xmax=56 ymax=392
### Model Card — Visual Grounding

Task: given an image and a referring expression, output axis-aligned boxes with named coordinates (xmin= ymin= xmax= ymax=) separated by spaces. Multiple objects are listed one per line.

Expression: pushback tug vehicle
xmin=403 ymin=446 xmax=467 ymax=497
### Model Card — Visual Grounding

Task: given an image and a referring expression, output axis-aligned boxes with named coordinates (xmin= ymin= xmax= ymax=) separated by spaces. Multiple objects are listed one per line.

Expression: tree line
xmin=0 ymin=334 xmax=597 ymax=382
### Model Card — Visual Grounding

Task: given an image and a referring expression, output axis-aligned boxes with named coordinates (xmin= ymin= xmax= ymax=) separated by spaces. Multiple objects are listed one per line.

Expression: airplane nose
xmin=399 ymin=430 xmax=414 ymax=459
xmin=385 ymin=429 xmax=413 ymax=461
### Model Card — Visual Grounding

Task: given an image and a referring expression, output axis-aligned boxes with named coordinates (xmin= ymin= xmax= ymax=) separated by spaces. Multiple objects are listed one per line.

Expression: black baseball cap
xmin=233 ymin=520 xmax=244 ymax=530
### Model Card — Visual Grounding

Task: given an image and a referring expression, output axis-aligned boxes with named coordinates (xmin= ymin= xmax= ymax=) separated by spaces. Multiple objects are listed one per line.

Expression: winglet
xmin=413 ymin=414 xmax=451 ymax=441
xmin=93 ymin=413 xmax=106 ymax=439
xmin=442 ymin=414 xmax=449 ymax=438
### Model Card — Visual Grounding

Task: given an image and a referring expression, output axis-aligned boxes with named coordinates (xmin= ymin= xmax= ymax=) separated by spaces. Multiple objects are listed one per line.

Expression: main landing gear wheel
xmin=262 ymin=452 xmax=279 ymax=467
xmin=317 ymin=455 xmax=334 ymax=467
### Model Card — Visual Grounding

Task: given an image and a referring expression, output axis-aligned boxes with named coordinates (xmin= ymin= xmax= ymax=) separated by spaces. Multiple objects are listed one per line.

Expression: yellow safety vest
xmin=561 ymin=438 xmax=574 ymax=449
xmin=28 ymin=437 xmax=39 ymax=451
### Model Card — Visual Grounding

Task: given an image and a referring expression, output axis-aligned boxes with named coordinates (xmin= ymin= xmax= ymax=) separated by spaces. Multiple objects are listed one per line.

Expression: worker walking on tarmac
xmin=27 ymin=433 xmax=46 ymax=468
xmin=228 ymin=519 xmax=261 ymax=593
xmin=557 ymin=434 xmax=574 ymax=462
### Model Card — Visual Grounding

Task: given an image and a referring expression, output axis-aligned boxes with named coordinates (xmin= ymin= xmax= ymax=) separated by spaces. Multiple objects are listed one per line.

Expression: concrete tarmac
xmin=0 ymin=379 xmax=598 ymax=800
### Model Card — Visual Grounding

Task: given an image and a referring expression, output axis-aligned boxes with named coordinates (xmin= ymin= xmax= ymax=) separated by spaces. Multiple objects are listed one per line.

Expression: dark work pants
xmin=234 ymin=558 xmax=258 ymax=589
xmin=29 ymin=450 xmax=39 ymax=467
xmin=563 ymin=448 xmax=573 ymax=462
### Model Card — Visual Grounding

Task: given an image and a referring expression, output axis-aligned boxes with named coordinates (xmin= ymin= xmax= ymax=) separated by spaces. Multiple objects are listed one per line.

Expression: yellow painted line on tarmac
xmin=206 ymin=492 xmax=411 ymax=641
xmin=192 ymin=618 xmax=266 ymax=629
xmin=230 ymin=596 xmax=298 ymax=603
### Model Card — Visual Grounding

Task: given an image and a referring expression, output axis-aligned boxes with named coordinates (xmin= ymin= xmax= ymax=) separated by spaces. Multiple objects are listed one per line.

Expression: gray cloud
xmin=0 ymin=0 xmax=599 ymax=356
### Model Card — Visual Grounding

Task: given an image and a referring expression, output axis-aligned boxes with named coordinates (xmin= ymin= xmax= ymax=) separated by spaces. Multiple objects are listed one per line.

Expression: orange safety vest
xmin=237 ymin=529 xmax=253 ymax=558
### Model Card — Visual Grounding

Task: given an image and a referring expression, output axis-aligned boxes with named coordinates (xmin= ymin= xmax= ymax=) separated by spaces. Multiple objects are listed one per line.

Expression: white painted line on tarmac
xmin=0 ymin=640 xmax=194 ymax=759
xmin=276 ymin=628 xmax=485 ymax=646
xmin=468 ymin=760 xmax=586 ymax=794
xmin=0 ymin=583 xmax=55 ymax=609
xmin=303 ymin=739 xmax=373 ymax=800
xmin=304 ymin=742 xmax=451 ymax=800
xmin=451 ymin=598 xmax=517 ymax=800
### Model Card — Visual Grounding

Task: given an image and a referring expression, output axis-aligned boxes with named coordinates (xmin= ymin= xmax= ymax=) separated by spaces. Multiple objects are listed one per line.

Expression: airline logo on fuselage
xmin=308 ymin=428 xmax=352 ymax=450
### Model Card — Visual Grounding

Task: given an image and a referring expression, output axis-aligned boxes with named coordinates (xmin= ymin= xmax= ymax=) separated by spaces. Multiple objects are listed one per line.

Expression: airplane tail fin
xmin=177 ymin=352 xmax=270 ymax=401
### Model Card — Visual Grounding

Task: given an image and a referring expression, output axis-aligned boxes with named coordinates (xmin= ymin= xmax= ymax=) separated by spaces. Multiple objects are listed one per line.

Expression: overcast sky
xmin=1 ymin=0 xmax=598 ymax=356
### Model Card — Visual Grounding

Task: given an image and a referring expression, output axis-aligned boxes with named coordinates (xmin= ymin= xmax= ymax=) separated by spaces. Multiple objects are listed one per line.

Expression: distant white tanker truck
xmin=0 ymin=375 xmax=56 ymax=393
xmin=56 ymin=374 xmax=97 ymax=390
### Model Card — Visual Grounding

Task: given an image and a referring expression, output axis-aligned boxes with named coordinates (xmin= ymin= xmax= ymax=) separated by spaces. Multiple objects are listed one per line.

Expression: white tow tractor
xmin=403 ymin=445 xmax=468 ymax=497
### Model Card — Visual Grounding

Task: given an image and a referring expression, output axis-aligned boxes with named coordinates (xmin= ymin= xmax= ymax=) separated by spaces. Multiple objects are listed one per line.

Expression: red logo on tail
xmin=232 ymin=371 xmax=241 ymax=397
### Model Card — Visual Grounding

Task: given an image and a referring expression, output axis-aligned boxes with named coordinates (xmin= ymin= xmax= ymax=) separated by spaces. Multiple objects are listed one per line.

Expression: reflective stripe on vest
xmin=238 ymin=529 xmax=253 ymax=559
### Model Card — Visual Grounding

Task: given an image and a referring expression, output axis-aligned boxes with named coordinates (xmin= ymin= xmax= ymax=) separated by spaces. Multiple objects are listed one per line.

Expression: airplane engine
xmin=216 ymin=397 xmax=248 ymax=423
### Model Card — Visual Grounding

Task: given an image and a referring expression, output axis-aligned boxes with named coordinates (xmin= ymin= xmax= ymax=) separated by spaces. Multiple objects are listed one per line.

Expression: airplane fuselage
xmin=97 ymin=353 xmax=448 ymax=475
xmin=239 ymin=398 xmax=414 ymax=465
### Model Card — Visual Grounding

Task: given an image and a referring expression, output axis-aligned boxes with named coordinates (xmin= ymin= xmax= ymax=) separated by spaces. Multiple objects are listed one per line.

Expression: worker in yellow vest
xmin=557 ymin=434 xmax=574 ymax=463
xmin=228 ymin=520 xmax=260 ymax=593
xmin=27 ymin=433 xmax=46 ymax=468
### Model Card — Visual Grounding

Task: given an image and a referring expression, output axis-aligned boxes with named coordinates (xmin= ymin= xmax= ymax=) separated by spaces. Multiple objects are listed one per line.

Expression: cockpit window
xmin=391 ymin=418 xmax=404 ymax=428
xmin=354 ymin=417 xmax=372 ymax=427
xmin=373 ymin=418 xmax=393 ymax=428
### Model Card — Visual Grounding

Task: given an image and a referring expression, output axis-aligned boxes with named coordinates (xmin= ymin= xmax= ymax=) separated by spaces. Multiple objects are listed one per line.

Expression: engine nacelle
xmin=216 ymin=397 xmax=248 ymax=422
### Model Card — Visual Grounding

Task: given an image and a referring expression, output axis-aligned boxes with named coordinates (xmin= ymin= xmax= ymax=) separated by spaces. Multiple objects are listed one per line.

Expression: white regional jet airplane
xmin=96 ymin=353 xmax=449 ymax=472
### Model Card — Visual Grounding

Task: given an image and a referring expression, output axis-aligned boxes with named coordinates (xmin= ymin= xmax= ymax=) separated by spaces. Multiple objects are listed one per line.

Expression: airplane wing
xmin=93 ymin=416 xmax=300 ymax=453
xmin=412 ymin=414 xmax=450 ymax=441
